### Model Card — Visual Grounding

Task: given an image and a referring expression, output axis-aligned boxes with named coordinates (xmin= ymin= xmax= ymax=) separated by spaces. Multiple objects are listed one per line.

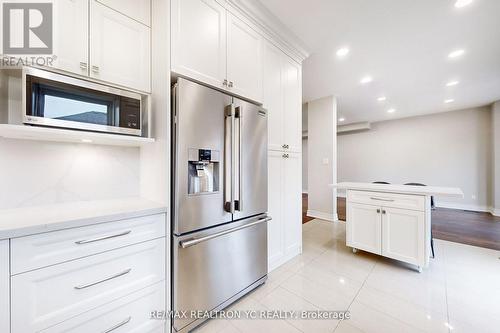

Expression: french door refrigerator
xmin=172 ymin=78 xmax=270 ymax=332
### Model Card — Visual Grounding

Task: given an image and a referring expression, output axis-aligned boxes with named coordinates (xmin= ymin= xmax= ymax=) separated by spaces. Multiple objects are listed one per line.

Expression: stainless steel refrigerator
xmin=171 ymin=78 xmax=269 ymax=332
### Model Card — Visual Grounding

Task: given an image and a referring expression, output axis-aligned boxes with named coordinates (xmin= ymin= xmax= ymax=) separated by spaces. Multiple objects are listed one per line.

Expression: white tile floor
xmin=194 ymin=219 xmax=500 ymax=333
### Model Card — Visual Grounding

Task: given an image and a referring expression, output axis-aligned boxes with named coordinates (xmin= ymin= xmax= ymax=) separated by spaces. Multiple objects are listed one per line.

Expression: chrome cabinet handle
xmin=282 ymin=144 xmax=289 ymax=149
xmin=224 ymin=104 xmax=235 ymax=213
xmin=283 ymin=153 xmax=289 ymax=158
xmin=102 ymin=316 xmax=132 ymax=333
xmin=382 ymin=210 xmax=387 ymax=214
xmin=92 ymin=65 xmax=100 ymax=73
xmin=228 ymin=81 xmax=234 ymax=88
xmin=370 ymin=197 xmax=395 ymax=202
xmin=75 ymin=230 xmax=132 ymax=245
xmin=74 ymin=268 xmax=131 ymax=290
xmin=79 ymin=62 xmax=87 ymax=70
xmin=376 ymin=209 xmax=381 ymax=213
xmin=235 ymin=106 xmax=243 ymax=212
xmin=223 ymin=79 xmax=228 ymax=86
xmin=180 ymin=216 xmax=271 ymax=248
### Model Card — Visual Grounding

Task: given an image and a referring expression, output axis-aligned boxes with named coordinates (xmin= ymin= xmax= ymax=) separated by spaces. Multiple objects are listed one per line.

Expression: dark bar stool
xmin=404 ymin=182 xmax=435 ymax=258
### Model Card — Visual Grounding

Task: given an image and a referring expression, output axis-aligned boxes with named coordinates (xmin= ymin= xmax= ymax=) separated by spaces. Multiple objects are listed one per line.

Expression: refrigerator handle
xmin=235 ymin=106 xmax=243 ymax=212
xmin=224 ymin=104 xmax=235 ymax=213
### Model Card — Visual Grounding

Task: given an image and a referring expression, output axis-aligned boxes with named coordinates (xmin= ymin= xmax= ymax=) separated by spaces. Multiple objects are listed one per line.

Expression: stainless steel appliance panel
xmin=233 ymin=100 xmax=268 ymax=221
xmin=172 ymin=215 xmax=268 ymax=332
xmin=173 ymin=78 xmax=233 ymax=235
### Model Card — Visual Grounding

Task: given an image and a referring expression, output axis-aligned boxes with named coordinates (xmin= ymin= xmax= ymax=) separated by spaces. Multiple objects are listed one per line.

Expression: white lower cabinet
xmin=347 ymin=203 xmax=382 ymax=255
xmin=346 ymin=190 xmax=427 ymax=269
xmin=268 ymin=151 xmax=302 ymax=270
xmin=40 ymin=282 xmax=165 ymax=333
xmin=382 ymin=207 xmax=425 ymax=265
xmin=0 ymin=241 xmax=9 ymax=333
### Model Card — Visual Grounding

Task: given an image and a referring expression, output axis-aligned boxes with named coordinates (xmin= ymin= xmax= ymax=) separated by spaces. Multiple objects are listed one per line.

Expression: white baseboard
xmin=302 ymin=190 xmax=308 ymax=194
xmin=436 ymin=202 xmax=491 ymax=213
xmin=337 ymin=193 xmax=346 ymax=198
xmin=491 ymin=208 xmax=500 ymax=217
xmin=307 ymin=209 xmax=335 ymax=222
xmin=268 ymin=245 xmax=302 ymax=272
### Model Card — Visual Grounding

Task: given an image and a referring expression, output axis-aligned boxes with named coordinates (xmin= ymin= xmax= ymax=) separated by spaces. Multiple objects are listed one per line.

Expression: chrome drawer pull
xmin=370 ymin=197 xmax=395 ymax=202
xmin=179 ymin=216 xmax=272 ymax=249
xmin=102 ymin=316 xmax=132 ymax=333
xmin=75 ymin=230 xmax=132 ymax=245
xmin=74 ymin=268 xmax=132 ymax=290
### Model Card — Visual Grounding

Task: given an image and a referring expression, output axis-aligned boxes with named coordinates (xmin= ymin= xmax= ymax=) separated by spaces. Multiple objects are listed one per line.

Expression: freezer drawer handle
xmin=370 ymin=197 xmax=395 ymax=202
xmin=75 ymin=230 xmax=132 ymax=245
xmin=179 ymin=217 xmax=272 ymax=249
xmin=102 ymin=316 xmax=132 ymax=333
xmin=74 ymin=268 xmax=132 ymax=290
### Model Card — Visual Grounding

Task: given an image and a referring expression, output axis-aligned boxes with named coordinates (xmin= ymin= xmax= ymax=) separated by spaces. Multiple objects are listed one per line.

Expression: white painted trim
xmin=490 ymin=208 xmax=500 ymax=217
xmin=302 ymin=190 xmax=308 ymax=194
xmin=268 ymin=244 xmax=302 ymax=272
xmin=307 ymin=210 xmax=335 ymax=222
xmin=337 ymin=192 xmax=347 ymax=198
xmin=435 ymin=202 xmax=492 ymax=213
xmin=224 ymin=0 xmax=310 ymax=62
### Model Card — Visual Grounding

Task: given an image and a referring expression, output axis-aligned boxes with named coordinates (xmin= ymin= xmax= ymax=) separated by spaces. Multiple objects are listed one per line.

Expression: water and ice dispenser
xmin=188 ymin=149 xmax=220 ymax=195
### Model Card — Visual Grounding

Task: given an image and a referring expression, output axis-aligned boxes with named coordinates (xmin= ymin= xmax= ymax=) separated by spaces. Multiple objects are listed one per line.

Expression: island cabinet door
xmin=381 ymin=207 xmax=425 ymax=266
xmin=347 ymin=203 xmax=382 ymax=255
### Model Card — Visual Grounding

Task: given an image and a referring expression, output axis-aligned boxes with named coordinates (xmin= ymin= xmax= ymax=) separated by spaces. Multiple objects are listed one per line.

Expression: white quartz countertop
xmin=0 ymin=198 xmax=167 ymax=240
xmin=331 ymin=182 xmax=464 ymax=198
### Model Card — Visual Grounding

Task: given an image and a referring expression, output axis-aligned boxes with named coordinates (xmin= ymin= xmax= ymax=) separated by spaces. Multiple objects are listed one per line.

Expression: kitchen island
xmin=331 ymin=182 xmax=464 ymax=272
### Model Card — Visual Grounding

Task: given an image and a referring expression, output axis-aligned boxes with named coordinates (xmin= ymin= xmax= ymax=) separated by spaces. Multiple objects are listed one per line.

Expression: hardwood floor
xmin=302 ymin=193 xmax=314 ymax=224
xmin=336 ymin=197 xmax=500 ymax=251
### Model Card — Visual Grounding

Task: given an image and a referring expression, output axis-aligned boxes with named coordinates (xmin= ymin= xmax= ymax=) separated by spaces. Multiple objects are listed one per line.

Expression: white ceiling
xmin=257 ymin=0 xmax=500 ymax=124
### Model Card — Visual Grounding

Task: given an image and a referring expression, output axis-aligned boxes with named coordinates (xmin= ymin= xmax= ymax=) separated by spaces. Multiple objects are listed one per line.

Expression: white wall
xmin=307 ymin=96 xmax=337 ymax=221
xmin=338 ymin=107 xmax=493 ymax=211
xmin=302 ymin=103 xmax=308 ymax=192
xmin=0 ymin=139 xmax=140 ymax=210
xmin=492 ymin=101 xmax=500 ymax=215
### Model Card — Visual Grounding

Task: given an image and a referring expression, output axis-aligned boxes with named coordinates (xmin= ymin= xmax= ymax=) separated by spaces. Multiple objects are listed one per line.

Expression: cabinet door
xmin=52 ymin=0 xmax=88 ymax=76
xmin=283 ymin=152 xmax=302 ymax=256
xmin=382 ymin=207 xmax=425 ymax=266
xmin=0 ymin=241 xmax=8 ymax=333
xmin=283 ymin=57 xmax=302 ymax=153
xmin=90 ymin=1 xmax=151 ymax=92
xmin=267 ymin=150 xmax=284 ymax=270
xmin=347 ymin=202 xmax=382 ymax=254
xmin=263 ymin=41 xmax=284 ymax=152
xmin=97 ymin=0 xmax=151 ymax=26
xmin=171 ymin=0 xmax=227 ymax=89
xmin=226 ymin=12 xmax=263 ymax=103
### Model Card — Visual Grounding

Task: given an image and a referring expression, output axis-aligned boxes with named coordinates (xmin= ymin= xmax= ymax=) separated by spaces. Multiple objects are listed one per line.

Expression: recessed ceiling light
xmin=360 ymin=76 xmax=373 ymax=84
xmin=446 ymin=80 xmax=460 ymax=87
xmin=81 ymin=139 xmax=93 ymax=143
xmin=444 ymin=99 xmax=455 ymax=104
xmin=338 ymin=117 xmax=345 ymax=122
xmin=387 ymin=108 xmax=396 ymax=114
xmin=448 ymin=49 xmax=465 ymax=59
xmin=336 ymin=47 xmax=350 ymax=57
xmin=455 ymin=0 xmax=473 ymax=8
xmin=377 ymin=96 xmax=387 ymax=102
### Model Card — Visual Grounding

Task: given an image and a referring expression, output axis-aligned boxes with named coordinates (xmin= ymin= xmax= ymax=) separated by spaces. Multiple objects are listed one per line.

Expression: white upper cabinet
xmin=263 ymin=42 xmax=284 ymax=151
xmin=226 ymin=12 xmax=263 ymax=103
xmin=52 ymin=0 xmax=89 ymax=76
xmin=171 ymin=0 xmax=227 ymax=89
xmin=283 ymin=58 xmax=302 ymax=153
xmin=263 ymin=42 xmax=302 ymax=153
xmin=91 ymin=1 xmax=151 ymax=92
xmin=171 ymin=0 xmax=264 ymax=103
xmin=97 ymin=0 xmax=151 ymax=26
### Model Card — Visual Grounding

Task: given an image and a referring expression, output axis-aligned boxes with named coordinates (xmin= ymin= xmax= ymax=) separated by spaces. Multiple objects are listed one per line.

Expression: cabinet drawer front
xmin=41 ymin=282 xmax=165 ymax=333
xmin=11 ymin=238 xmax=165 ymax=333
xmin=348 ymin=190 xmax=425 ymax=211
xmin=11 ymin=213 xmax=165 ymax=275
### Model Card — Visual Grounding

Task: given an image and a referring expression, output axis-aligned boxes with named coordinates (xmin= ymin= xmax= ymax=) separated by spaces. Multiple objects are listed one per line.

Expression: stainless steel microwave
xmin=22 ymin=67 xmax=148 ymax=136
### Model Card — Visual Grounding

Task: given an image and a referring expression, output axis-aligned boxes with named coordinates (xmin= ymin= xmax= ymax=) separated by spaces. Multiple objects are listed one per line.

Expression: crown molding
xmin=224 ymin=0 xmax=310 ymax=63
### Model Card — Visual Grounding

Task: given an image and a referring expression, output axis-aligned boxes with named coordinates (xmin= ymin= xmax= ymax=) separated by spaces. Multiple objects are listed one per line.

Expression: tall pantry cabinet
xmin=263 ymin=41 xmax=303 ymax=270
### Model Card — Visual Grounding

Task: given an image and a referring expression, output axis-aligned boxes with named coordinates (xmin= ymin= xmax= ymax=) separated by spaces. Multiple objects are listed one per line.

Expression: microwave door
xmin=173 ymin=78 xmax=233 ymax=235
xmin=232 ymin=99 xmax=268 ymax=222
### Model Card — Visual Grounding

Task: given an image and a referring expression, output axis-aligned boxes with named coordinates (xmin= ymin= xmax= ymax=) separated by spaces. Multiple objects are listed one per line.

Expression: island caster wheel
xmin=352 ymin=248 xmax=358 ymax=254
xmin=416 ymin=266 xmax=422 ymax=273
